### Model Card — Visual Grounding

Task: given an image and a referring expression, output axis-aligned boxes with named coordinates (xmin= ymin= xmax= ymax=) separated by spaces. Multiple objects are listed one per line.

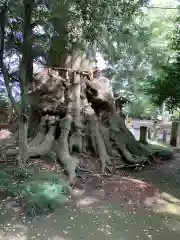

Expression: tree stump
xmin=139 ymin=126 xmax=148 ymax=144
xmin=148 ymin=128 xmax=151 ymax=139
xmin=162 ymin=129 xmax=167 ymax=143
xmin=153 ymin=121 xmax=158 ymax=141
xmin=170 ymin=121 xmax=179 ymax=147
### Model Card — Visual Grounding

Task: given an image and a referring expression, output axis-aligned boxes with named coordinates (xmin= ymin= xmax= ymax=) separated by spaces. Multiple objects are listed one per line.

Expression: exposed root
xmin=69 ymin=73 xmax=83 ymax=152
xmin=114 ymin=139 xmax=137 ymax=163
xmin=115 ymin=163 xmax=145 ymax=170
xmin=28 ymin=120 xmax=47 ymax=147
xmin=76 ymin=165 xmax=93 ymax=173
xmin=85 ymin=106 xmax=111 ymax=172
xmin=3 ymin=67 xmax=170 ymax=177
xmin=27 ymin=126 xmax=55 ymax=157
xmin=109 ymin=113 xmax=148 ymax=164
xmin=69 ymin=127 xmax=83 ymax=153
xmin=56 ymin=115 xmax=79 ymax=183
xmin=99 ymin=124 xmax=120 ymax=157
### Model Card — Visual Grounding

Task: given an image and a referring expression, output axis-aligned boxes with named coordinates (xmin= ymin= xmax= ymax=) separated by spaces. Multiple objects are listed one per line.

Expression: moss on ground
xmin=141 ymin=143 xmax=173 ymax=160
xmin=0 ymin=169 xmax=71 ymax=217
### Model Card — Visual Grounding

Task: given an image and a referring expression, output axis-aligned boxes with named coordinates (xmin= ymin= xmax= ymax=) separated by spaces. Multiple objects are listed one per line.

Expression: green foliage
xmin=17 ymin=180 xmax=70 ymax=217
xmin=0 ymin=168 xmax=71 ymax=217
xmin=128 ymin=95 xmax=158 ymax=119
xmin=13 ymin=168 xmax=33 ymax=179
xmin=0 ymin=170 xmax=14 ymax=191
xmin=31 ymin=171 xmax=66 ymax=183
xmin=15 ymin=171 xmax=70 ymax=217
xmin=141 ymin=143 xmax=173 ymax=159
xmin=1 ymin=0 xmax=179 ymax=118
xmin=106 ymin=0 xmax=178 ymax=118
xmin=145 ymin=10 xmax=180 ymax=111
xmin=2 ymin=0 xmax=149 ymax=66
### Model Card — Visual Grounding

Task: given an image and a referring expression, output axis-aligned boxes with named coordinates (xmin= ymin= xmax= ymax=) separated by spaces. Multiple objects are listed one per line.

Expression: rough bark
xmin=0 ymin=2 xmax=20 ymax=116
xmin=28 ymin=118 xmax=47 ymax=147
xmin=88 ymin=113 xmax=111 ymax=171
xmin=0 ymin=1 xmax=35 ymax=167
xmin=69 ymin=72 xmax=83 ymax=152
xmin=2 ymin=63 xmax=157 ymax=181
xmin=17 ymin=0 xmax=34 ymax=166
xmin=17 ymin=116 xmax=28 ymax=167
xmin=27 ymin=126 xmax=55 ymax=157
xmin=27 ymin=106 xmax=40 ymax=139
xmin=56 ymin=115 xmax=79 ymax=183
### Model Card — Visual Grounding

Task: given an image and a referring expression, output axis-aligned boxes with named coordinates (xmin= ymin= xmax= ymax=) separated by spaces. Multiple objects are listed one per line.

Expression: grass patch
xmin=17 ymin=176 xmax=70 ymax=217
xmin=13 ymin=168 xmax=33 ymax=179
xmin=141 ymin=143 xmax=173 ymax=160
xmin=0 ymin=170 xmax=14 ymax=191
xmin=0 ymin=169 xmax=71 ymax=217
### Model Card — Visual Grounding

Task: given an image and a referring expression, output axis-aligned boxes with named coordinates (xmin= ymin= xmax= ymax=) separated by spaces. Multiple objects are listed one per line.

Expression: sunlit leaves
xmin=145 ymin=8 xmax=180 ymax=111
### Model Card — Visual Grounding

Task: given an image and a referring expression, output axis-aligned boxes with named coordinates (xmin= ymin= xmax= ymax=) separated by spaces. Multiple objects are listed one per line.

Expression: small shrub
xmin=141 ymin=143 xmax=173 ymax=160
xmin=13 ymin=168 xmax=33 ymax=179
xmin=16 ymin=172 xmax=71 ymax=217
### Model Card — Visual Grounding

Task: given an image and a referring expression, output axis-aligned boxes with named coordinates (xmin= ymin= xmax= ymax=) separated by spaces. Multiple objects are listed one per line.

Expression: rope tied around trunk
xmin=41 ymin=66 xmax=94 ymax=81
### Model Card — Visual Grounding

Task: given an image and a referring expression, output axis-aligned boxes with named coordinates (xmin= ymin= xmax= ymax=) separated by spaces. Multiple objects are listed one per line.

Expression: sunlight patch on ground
xmin=117 ymin=177 xmax=180 ymax=217
xmin=148 ymin=140 xmax=171 ymax=149
xmin=76 ymin=196 xmax=100 ymax=208
xmin=0 ymin=223 xmax=28 ymax=240
xmin=72 ymin=188 xmax=85 ymax=197
xmin=0 ymin=129 xmax=11 ymax=140
xmin=121 ymin=177 xmax=152 ymax=189
xmin=153 ymin=199 xmax=180 ymax=216
xmin=143 ymin=191 xmax=180 ymax=216
xmin=148 ymin=140 xmax=164 ymax=146
xmin=156 ymin=201 xmax=180 ymax=215
xmin=161 ymin=192 xmax=180 ymax=205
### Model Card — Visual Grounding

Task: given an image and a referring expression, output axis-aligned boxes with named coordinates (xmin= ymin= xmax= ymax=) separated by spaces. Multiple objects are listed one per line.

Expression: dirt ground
xmin=1 ymin=152 xmax=180 ymax=240
xmin=0 ymin=124 xmax=180 ymax=240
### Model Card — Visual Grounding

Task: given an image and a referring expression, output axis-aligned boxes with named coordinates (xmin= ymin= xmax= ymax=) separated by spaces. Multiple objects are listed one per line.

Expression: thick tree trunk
xmin=27 ymin=66 xmax=152 ymax=180
xmin=17 ymin=0 xmax=34 ymax=167
xmin=4 ymin=48 xmax=157 ymax=181
xmin=69 ymin=72 xmax=83 ymax=152
xmin=17 ymin=115 xmax=28 ymax=167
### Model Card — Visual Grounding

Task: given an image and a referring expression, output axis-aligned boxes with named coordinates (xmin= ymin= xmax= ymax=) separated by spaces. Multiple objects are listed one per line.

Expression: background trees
xmin=144 ymin=1 xmax=179 ymax=115
xmin=0 ymin=0 xmax=179 ymax=123
xmin=100 ymin=0 xmax=179 ymax=119
xmin=145 ymin=9 xmax=180 ymax=112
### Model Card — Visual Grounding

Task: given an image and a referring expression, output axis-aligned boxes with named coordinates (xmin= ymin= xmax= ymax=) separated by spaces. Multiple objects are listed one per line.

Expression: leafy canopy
xmin=145 ymin=10 xmax=180 ymax=111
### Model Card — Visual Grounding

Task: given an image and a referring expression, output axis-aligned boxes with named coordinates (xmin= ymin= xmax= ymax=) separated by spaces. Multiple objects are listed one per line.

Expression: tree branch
xmin=0 ymin=1 xmax=20 ymax=116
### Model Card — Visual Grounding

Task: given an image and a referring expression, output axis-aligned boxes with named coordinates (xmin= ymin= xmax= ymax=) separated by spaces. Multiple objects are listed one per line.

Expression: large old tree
xmin=0 ymin=0 xmax=161 ymax=182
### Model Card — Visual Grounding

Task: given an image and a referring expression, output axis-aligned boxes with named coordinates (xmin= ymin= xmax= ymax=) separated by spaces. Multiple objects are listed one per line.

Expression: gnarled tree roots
xmin=1 ymin=69 xmax=152 ymax=182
